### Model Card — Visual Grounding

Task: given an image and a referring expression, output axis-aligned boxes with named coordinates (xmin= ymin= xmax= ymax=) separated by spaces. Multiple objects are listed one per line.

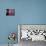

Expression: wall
xmin=0 ymin=0 xmax=46 ymax=44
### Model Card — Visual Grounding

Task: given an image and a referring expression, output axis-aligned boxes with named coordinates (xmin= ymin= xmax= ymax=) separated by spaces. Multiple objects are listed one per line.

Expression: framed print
xmin=6 ymin=9 xmax=15 ymax=16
